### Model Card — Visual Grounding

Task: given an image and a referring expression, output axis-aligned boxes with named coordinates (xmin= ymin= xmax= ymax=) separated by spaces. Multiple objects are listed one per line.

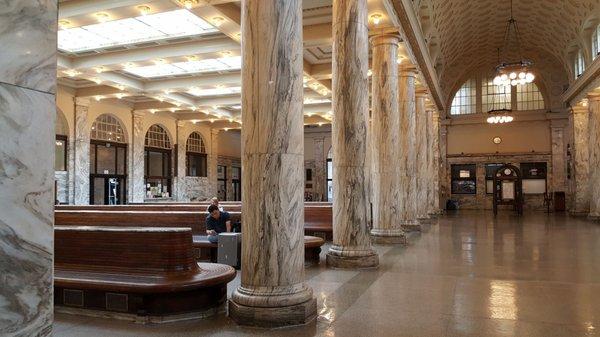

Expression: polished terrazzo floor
xmin=54 ymin=211 xmax=600 ymax=337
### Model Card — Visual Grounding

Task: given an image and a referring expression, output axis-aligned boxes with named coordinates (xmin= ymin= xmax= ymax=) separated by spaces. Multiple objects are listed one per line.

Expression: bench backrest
xmin=55 ymin=210 xmax=242 ymax=235
xmin=304 ymin=206 xmax=333 ymax=230
xmin=55 ymin=226 xmax=197 ymax=273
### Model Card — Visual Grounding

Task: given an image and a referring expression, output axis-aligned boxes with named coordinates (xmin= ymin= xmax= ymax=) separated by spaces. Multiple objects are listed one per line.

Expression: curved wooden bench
xmin=304 ymin=206 xmax=333 ymax=240
xmin=192 ymin=235 xmax=325 ymax=264
xmin=54 ymin=226 xmax=236 ymax=321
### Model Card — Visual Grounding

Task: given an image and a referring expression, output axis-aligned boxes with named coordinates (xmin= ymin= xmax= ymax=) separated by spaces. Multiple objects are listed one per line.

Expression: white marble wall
xmin=398 ymin=66 xmax=420 ymax=226
xmin=327 ymin=0 xmax=378 ymax=268
xmin=0 ymin=1 xmax=57 ymax=335
xmin=130 ymin=112 xmax=145 ymax=203
xmin=229 ymin=0 xmax=315 ymax=326
xmin=571 ymin=106 xmax=590 ymax=215
xmin=73 ymin=98 xmax=90 ymax=205
xmin=55 ymin=171 xmax=68 ymax=204
xmin=588 ymin=96 xmax=600 ymax=219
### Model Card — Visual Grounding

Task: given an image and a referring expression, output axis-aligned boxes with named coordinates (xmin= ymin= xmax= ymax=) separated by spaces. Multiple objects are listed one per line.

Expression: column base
xmin=228 ymin=298 xmax=317 ymax=328
xmin=326 ymin=245 xmax=379 ymax=269
xmin=401 ymin=220 xmax=422 ymax=232
xmin=228 ymin=285 xmax=316 ymax=328
xmin=370 ymin=228 xmax=407 ymax=244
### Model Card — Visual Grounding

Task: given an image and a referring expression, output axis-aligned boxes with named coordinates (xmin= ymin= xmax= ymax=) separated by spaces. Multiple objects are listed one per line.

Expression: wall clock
xmin=493 ymin=137 xmax=502 ymax=144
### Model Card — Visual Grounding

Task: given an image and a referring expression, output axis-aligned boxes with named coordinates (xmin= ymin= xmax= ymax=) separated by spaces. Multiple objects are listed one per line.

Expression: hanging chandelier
xmin=492 ymin=0 xmax=535 ymax=87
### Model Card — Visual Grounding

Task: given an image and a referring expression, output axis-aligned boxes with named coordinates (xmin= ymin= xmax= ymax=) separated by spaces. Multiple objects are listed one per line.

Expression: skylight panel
xmin=126 ymin=64 xmax=184 ymax=78
xmin=58 ymin=9 xmax=218 ymax=53
xmin=124 ymin=57 xmax=242 ymax=78
xmin=188 ymin=87 xmax=241 ymax=97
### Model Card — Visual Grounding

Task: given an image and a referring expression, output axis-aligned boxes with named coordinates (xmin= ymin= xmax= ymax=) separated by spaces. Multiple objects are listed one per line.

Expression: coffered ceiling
xmin=417 ymin=0 xmax=600 ymax=104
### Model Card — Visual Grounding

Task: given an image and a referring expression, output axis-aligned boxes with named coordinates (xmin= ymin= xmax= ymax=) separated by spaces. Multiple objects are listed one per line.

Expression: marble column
xmin=73 ymin=97 xmax=90 ymax=205
xmin=228 ymin=0 xmax=316 ymax=327
xmin=208 ymin=128 xmax=219 ymax=198
xmin=571 ymin=105 xmax=590 ymax=216
xmin=130 ymin=111 xmax=145 ymax=203
xmin=369 ymin=33 xmax=406 ymax=244
xmin=326 ymin=0 xmax=379 ymax=268
xmin=175 ymin=121 xmax=187 ymax=201
xmin=588 ymin=95 xmax=600 ymax=220
xmin=0 ymin=1 xmax=57 ymax=335
xmin=429 ymin=109 xmax=441 ymax=215
xmin=415 ymin=89 xmax=431 ymax=223
xmin=313 ymin=137 xmax=326 ymax=201
xmin=439 ymin=123 xmax=449 ymax=210
xmin=398 ymin=65 xmax=421 ymax=231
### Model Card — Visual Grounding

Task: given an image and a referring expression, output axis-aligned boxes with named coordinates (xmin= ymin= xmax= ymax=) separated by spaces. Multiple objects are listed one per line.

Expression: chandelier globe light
xmin=492 ymin=0 xmax=535 ymax=87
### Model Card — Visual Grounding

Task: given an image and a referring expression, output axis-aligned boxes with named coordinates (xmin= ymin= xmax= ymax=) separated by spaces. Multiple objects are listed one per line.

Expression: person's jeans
xmin=208 ymin=235 xmax=219 ymax=243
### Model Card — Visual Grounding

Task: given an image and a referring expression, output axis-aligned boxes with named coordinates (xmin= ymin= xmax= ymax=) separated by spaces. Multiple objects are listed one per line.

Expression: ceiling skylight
xmin=125 ymin=56 xmax=241 ymax=78
xmin=188 ymin=86 xmax=241 ymax=97
xmin=58 ymin=9 xmax=217 ymax=53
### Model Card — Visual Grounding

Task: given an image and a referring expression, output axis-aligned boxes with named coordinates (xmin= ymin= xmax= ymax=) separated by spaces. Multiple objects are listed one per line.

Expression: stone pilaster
xmin=588 ymin=95 xmax=600 ymax=220
xmin=0 ymin=1 xmax=57 ymax=335
xmin=550 ymin=120 xmax=567 ymax=194
xmin=571 ymin=105 xmax=590 ymax=215
xmin=208 ymin=128 xmax=219 ymax=198
xmin=415 ymin=89 xmax=431 ymax=223
xmin=73 ymin=97 xmax=90 ymax=205
xmin=327 ymin=0 xmax=379 ymax=268
xmin=429 ymin=109 xmax=441 ymax=215
xmin=130 ymin=111 xmax=145 ymax=203
xmin=398 ymin=65 xmax=420 ymax=231
xmin=439 ymin=123 xmax=448 ymax=210
xmin=313 ymin=137 xmax=326 ymax=201
xmin=228 ymin=0 xmax=316 ymax=327
xmin=369 ymin=33 xmax=406 ymax=244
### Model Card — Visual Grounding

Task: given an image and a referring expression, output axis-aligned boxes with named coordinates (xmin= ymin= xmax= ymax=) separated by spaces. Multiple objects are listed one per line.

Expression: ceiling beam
xmin=58 ymin=0 xmax=152 ymax=19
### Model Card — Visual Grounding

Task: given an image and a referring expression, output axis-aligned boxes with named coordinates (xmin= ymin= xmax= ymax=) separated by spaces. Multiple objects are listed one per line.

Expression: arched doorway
xmin=89 ymin=114 xmax=128 ymax=205
xmin=144 ymin=124 xmax=173 ymax=198
xmin=492 ymin=164 xmax=524 ymax=216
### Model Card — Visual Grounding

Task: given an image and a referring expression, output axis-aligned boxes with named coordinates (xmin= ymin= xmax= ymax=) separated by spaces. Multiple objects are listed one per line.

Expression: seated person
xmin=206 ymin=197 xmax=224 ymax=212
xmin=206 ymin=205 xmax=231 ymax=243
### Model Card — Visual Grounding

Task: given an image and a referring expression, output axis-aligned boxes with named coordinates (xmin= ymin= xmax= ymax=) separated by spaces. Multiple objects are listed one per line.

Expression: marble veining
xmin=328 ymin=0 xmax=378 ymax=267
xmin=550 ymin=124 xmax=566 ymax=193
xmin=55 ymin=171 xmax=68 ymax=204
xmin=430 ymin=110 xmax=441 ymax=213
xmin=369 ymin=34 xmax=405 ymax=241
xmin=0 ymin=0 xmax=57 ymax=94
xmin=313 ymin=138 xmax=326 ymax=201
xmin=131 ymin=112 xmax=145 ymax=203
xmin=0 ymin=83 xmax=54 ymax=337
xmin=571 ymin=106 xmax=590 ymax=215
xmin=415 ymin=91 xmax=430 ymax=220
xmin=398 ymin=66 xmax=419 ymax=225
xmin=73 ymin=98 xmax=90 ymax=205
xmin=229 ymin=0 xmax=315 ymax=326
xmin=588 ymin=97 xmax=600 ymax=218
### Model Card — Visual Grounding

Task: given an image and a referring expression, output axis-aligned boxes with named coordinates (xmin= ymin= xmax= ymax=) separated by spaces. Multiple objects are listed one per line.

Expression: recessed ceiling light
xmin=94 ymin=66 xmax=106 ymax=73
xmin=64 ymin=69 xmax=80 ymax=77
xmin=123 ymin=62 xmax=137 ymax=69
xmin=95 ymin=12 xmax=110 ymax=23
xmin=186 ymin=55 xmax=198 ymax=62
xmin=91 ymin=77 xmax=102 ymax=84
xmin=116 ymin=93 xmax=126 ymax=99
xmin=220 ymin=50 xmax=232 ymax=57
xmin=370 ymin=14 xmax=382 ymax=25
xmin=150 ymin=109 xmax=157 ymax=114
xmin=95 ymin=96 xmax=104 ymax=101
xmin=154 ymin=58 xmax=167 ymax=65
xmin=58 ymin=20 xmax=71 ymax=30
xmin=211 ymin=17 xmax=225 ymax=27
xmin=137 ymin=5 xmax=151 ymax=16
xmin=180 ymin=0 xmax=198 ymax=9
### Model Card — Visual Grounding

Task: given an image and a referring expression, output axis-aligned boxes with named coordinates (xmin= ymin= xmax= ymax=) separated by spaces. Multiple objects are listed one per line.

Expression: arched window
xmin=145 ymin=124 xmax=171 ymax=149
xmin=326 ymin=146 xmax=333 ymax=202
xmin=450 ymin=78 xmax=477 ymax=115
xmin=516 ymin=82 xmax=545 ymax=110
xmin=593 ymin=25 xmax=600 ymax=60
xmin=145 ymin=124 xmax=172 ymax=198
xmin=186 ymin=132 xmax=207 ymax=177
xmin=574 ymin=49 xmax=585 ymax=78
xmin=482 ymin=76 xmax=511 ymax=112
xmin=91 ymin=114 xmax=126 ymax=143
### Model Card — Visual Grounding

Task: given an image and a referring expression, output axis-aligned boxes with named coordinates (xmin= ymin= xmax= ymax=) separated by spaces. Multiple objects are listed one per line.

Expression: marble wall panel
xmin=73 ymin=99 xmax=90 ymax=205
xmin=0 ymin=83 xmax=54 ymax=336
xmin=0 ymin=1 xmax=57 ymax=93
xmin=588 ymin=98 xmax=600 ymax=219
xmin=130 ymin=112 xmax=145 ymax=203
xmin=55 ymin=171 xmax=68 ymax=204
xmin=571 ymin=107 xmax=590 ymax=215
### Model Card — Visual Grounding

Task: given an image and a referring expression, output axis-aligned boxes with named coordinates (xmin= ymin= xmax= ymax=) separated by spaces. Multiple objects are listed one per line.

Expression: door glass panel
xmin=96 ymin=145 xmax=116 ymax=174
xmin=93 ymin=177 xmax=105 ymax=205
xmin=55 ymin=139 xmax=66 ymax=171
xmin=107 ymin=178 xmax=119 ymax=205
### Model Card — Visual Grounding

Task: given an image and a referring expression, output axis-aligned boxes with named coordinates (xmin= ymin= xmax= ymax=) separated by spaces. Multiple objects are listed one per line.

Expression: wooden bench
xmin=54 ymin=226 xmax=236 ymax=322
xmin=192 ymin=235 xmax=325 ymax=265
xmin=304 ymin=206 xmax=333 ymax=240
xmin=55 ymin=210 xmax=325 ymax=262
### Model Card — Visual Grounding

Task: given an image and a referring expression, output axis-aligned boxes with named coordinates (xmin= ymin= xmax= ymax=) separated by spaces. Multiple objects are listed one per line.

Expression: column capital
xmin=399 ymin=64 xmax=419 ymax=77
xmin=211 ymin=128 xmax=220 ymax=136
xmin=571 ymin=104 xmax=589 ymax=115
xmin=132 ymin=110 xmax=146 ymax=119
xmin=587 ymin=92 xmax=600 ymax=102
xmin=177 ymin=120 xmax=187 ymax=128
xmin=416 ymin=87 xmax=429 ymax=98
xmin=369 ymin=33 xmax=401 ymax=47
xmin=74 ymin=97 xmax=91 ymax=107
